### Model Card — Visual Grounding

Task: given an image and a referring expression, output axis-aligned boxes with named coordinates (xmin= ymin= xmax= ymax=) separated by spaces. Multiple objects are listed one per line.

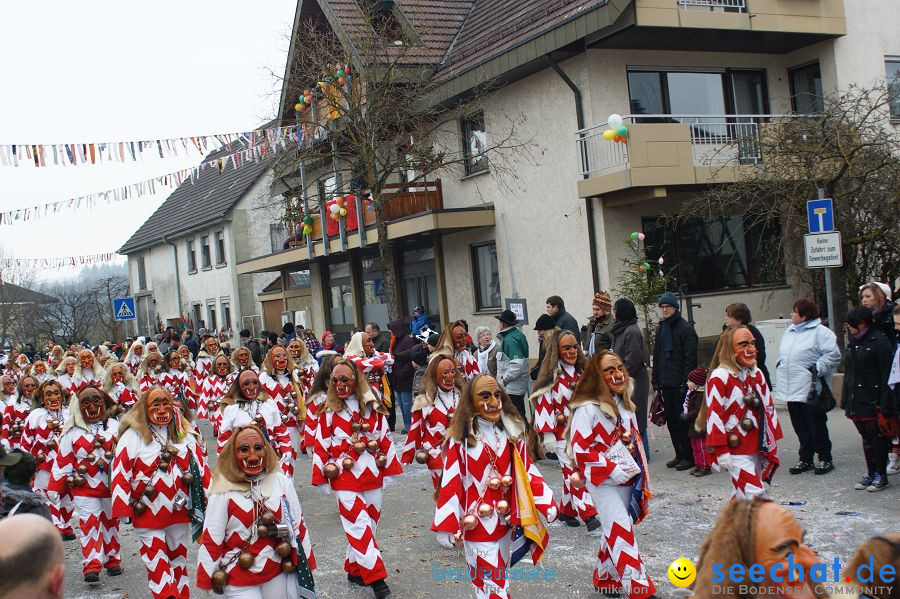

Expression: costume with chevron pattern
xmin=532 ymin=361 xmax=597 ymax=521
xmin=48 ymin=417 xmax=121 ymax=575
xmin=109 ymin=383 xmax=139 ymax=411
xmin=568 ymin=395 xmax=655 ymax=598
xmin=200 ymin=373 xmax=230 ymax=424
xmin=705 ymin=364 xmax=782 ymax=499
xmin=111 ymin=411 xmax=211 ymax=599
xmin=218 ymin=397 xmax=295 ymax=476
xmin=303 ymin=390 xmax=326 ymax=451
xmin=401 ymin=386 xmax=459 ymax=491
xmin=345 ymin=351 xmax=394 ymax=405
xmin=432 ymin=415 xmax=557 ymax=599
xmin=1 ymin=396 xmax=29 ymax=450
xmin=312 ymin=388 xmax=402 ymax=586
xmin=259 ymin=369 xmax=304 ymax=458
xmin=22 ymin=405 xmax=75 ymax=535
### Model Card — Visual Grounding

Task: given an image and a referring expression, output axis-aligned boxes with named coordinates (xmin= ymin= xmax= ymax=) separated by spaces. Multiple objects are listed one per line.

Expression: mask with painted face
xmin=600 ymin=353 xmax=628 ymax=396
xmin=65 ymin=360 xmax=76 ymax=376
xmin=34 ymin=362 xmax=46 ymax=375
xmin=179 ymin=347 xmax=191 ymax=363
xmin=452 ymin=326 xmax=467 ymax=352
xmin=361 ymin=336 xmax=375 ymax=357
xmin=236 ymin=349 xmax=251 ymax=368
xmin=42 ymin=383 xmax=64 ymax=411
xmin=79 ymin=351 xmax=94 ymax=370
xmin=238 ymin=370 xmax=261 ymax=401
xmin=288 ymin=341 xmax=303 ymax=360
xmin=147 ymin=357 xmax=161 ymax=372
xmin=753 ymin=502 xmax=821 ymax=599
xmin=79 ymin=387 xmax=107 ymax=424
xmin=472 ymin=376 xmax=503 ymax=423
xmin=2 ymin=378 xmax=15 ymax=396
xmin=168 ymin=355 xmax=181 ymax=371
xmin=330 ymin=363 xmax=356 ymax=400
xmin=110 ymin=366 xmax=126 ymax=385
xmin=205 ymin=339 xmax=219 ymax=355
xmin=732 ymin=328 xmax=757 ymax=369
xmin=558 ymin=333 xmax=579 ymax=366
xmin=214 ymin=356 xmax=230 ymax=377
xmin=20 ymin=377 xmax=37 ymax=400
xmin=146 ymin=389 xmax=174 ymax=426
xmin=233 ymin=427 xmax=267 ymax=477
xmin=272 ymin=347 xmax=288 ymax=372
xmin=436 ymin=358 xmax=457 ymax=392
xmin=134 ymin=344 xmax=144 ymax=356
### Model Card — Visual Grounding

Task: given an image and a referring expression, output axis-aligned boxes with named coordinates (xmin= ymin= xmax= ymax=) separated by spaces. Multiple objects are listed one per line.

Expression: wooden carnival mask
xmin=65 ymin=359 xmax=76 ymax=376
xmin=79 ymin=350 xmax=94 ymax=370
xmin=214 ymin=355 xmax=230 ymax=377
xmin=79 ymin=386 xmax=107 ymax=424
xmin=233 ymin=428 xmax=267 ymax=477
xmin=110 ymin=365 xmax=126 ymax=385
xmin=361 ymin=335 xmax=375 ymax=356
xmin=272 ymin=347 xmax=289 ymax=372
xmin=20 ymin=376 xmax=38 ymax=400
xmin=558 ymin=332 xmax=579 ymax=366
xmin=235 ymin=348 xmax=252 ymax=368
xmin=237 ymin=370 xmax=261 ymax=401
xmin=42 ymin=382 xmax=64 ymax=411
xmin=205 ymin=337 xmax=219 ymax=355
xmin=733 ymin=328 xmax=757 ymax=369
xmin=451 ymin=325 xmax=467 ymax=352
xmin=436 ymin=357 xmax=457 ymax=392
xmin=330 ymin=363 xmax=356 ymax=400
xmin=600 ymin=353 xmax=628 ymax=396
xmin=146 ymin=389 xmax=174 ymax=426
xmin=472 ymin=376 xmax=502 ymax=423
xmin=753 ymin=502 xmax=821 ymax=599
xmin=288 ymin=340 xmax=303 ymax=360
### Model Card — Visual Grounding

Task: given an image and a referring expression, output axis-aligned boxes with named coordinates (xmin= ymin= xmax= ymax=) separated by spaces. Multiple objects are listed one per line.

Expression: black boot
xmin=106 ymin=566 xmax=123 ymax=576
xmin=584 ymin=516 xmax=601 ymax=532
xmin=83 ymin=572 xmax=100 ymax=583
xmin=371 ymin=578 xmax=391 ymax=599
xmin=559 ymin=514 xmax=581 ymax=527
xmin=347 ymin=573 xmax=366 ymax=586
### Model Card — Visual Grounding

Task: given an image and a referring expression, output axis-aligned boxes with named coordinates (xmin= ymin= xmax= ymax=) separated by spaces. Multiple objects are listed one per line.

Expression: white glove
xmin=315 ymin=484 xmax=331 ymax=497
xmin=545 ymin=505 xmax=558 ymax=523
xmin=717 ymin=452 xmax=733 ymax=472
xmin=608 ymin=466 xmax=632 ymax=485
xmin=46 ymin=491 xmax=59 ymax=502
xmin=435 ymin=532 xmax=457 ymax=548
xmin=542 ymin=433 xmax=557 ymax=456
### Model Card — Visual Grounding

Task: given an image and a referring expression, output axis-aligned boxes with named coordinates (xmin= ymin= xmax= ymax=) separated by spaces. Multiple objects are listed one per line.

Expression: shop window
xmin=789 ymin=62 xmax=824 ymax=114
xmin=461 ymin=112 xmax=487 ymax=175
xmin=361 ymin=257 xmax=388 ymax=327
xmin=642 ymin=216 xmax=784 ymax=293
xmin=472 ymin=243 xmax=501 ymax=310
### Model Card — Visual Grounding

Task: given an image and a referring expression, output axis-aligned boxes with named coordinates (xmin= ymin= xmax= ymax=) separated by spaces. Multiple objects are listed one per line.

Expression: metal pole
xmin=500 ymin=212 xmax=518 ymax=298
xmin=817 ymin=184 xmax=836 ymax=333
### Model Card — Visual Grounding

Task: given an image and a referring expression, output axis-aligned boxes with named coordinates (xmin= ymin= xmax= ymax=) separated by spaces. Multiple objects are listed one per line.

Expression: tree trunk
xmin=373 ymin=193 xmax=401 ymax=321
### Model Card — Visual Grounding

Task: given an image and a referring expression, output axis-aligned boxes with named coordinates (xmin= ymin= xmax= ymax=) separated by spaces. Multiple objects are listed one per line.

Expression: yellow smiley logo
xmin=667 ymin=557 xmax=696 ymax=587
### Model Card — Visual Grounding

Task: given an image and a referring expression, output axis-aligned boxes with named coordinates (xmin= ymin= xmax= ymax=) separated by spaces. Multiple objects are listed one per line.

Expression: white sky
xmin=0 ymin=1 xmax=294 ymax=280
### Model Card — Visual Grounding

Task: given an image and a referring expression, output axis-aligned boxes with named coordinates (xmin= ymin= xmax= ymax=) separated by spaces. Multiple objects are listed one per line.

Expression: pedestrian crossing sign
xmin=113 ymin=297 xmax=136 ymax=320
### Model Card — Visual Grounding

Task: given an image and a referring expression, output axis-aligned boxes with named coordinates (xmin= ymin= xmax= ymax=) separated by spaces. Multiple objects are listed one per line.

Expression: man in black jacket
xmin=652 ymin=292 xmax=699 ymax=471
xmin=387 ymin=319 xmax=417 ymax=434
xmin=545 ymin=295 xmax=579 ymax=336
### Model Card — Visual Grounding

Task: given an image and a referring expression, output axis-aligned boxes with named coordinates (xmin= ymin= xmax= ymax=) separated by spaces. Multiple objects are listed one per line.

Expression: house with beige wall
xmin=237 ymin=0 xmax=899 ymax=355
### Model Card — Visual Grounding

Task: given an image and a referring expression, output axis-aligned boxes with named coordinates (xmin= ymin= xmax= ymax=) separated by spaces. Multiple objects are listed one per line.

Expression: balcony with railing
xmin=576 ymin=115 xmax=791 ymax=198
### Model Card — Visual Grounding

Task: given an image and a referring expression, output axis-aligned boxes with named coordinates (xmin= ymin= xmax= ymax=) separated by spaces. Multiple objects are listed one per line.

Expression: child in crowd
xmin=684 ymin=367 xmax=711 ymax=476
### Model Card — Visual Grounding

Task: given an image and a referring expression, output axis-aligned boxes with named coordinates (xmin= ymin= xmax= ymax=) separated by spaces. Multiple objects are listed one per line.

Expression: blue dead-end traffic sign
xmin=806 ymin=199 xmax=834 ymax=234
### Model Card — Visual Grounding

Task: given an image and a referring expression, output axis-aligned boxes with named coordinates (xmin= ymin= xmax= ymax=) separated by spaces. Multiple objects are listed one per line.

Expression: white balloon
xmin=329 ymin=204 xmax=340 ymax=213
xmin=607 ymin=114 xmax=624 ymax=129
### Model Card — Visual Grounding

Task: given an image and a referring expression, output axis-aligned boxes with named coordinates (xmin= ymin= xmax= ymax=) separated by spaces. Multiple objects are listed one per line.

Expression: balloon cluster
xmin=294 ymin=64 xmax=354 ymax=113
xmin=328 ymin=195 xmax=357 ymax=222
xmin=630 ymin=232 xmax=665 ymax=276
xmin=602 ymin=114 xmax=628 ymax=143
xmin=301 ymin=214 xmax=314 ymax=236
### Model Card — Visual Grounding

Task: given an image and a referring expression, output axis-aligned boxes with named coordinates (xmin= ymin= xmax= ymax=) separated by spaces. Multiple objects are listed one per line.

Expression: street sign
xmin=804 ymin=232 xmax=843 ymax=268
xmin=806 ymin=198 xmax=834 ymax=233
xmin=505 ymin=298 xmax=528 ymax=325
xmin=112 ymin=297 xmax=136 ymax=321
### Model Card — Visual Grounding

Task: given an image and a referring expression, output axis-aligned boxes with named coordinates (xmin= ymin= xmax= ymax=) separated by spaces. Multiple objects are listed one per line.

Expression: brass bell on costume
xmin=280 ymin=560 xmax=297 ymax=573
xmin=182 ymin=472 xmax=195 ymax=486
xmin=743 ymin=392 xmax=760 ymax=408
xmin=210 ymin=569 xmax=229 ymax=594
xmin=375 ymin=454 xmax=388 ymax=468
xmin=740 ymin=417 xmax=754 ymax=431
xmin=495 ymin=499 xmax=510 ymax=515
xmin=323 ymin=463 xmax=340 ymax=480
xmin=65 ymin=475 xmax=76 ymax=487
xmin=487 ymin=477 xmax=501 ymax=490
xmin=555 ymin=413 xmax=567 ymax=426
xmin=275 ymin=541 xmax=292 ymax=558
xmin=92 ymin=440 xmax=103 ymax=449
xmin=342 ymin=457 xmax=355 ymax=470
xmin=104 ymin=450 xmax=114 ymax=461
xmin=461 ymin=514 xmax=478 ymax=531
xmin=77 ymin=464 xmax=88 ymax=474
xmin=500 ymin=475 xmax=513 ymax=488
xmin=726 ymin=432 xmax=741 ymax=448
xmin=73 ymin=475 xmax=86 ymax=487
xmin=351 ymin=422 xmax=360 ymax=432
xmin=257 ymin=524 xmax=269 ymax=537
xmin=477 ymin=502 xmax=494 ymax=518
xmin=569 ymin=471 xmax=586 ymax=489
xmin=144 ymin=486 xmax=158 ymax=499
xmin=46 ymin=439 xmax=57 ymax=450
xmin=260 ymin=511 xmax=275 ymax=526
xmin=237 ymin=550 xmax=255 ymax=569
xmin=352 ymin=441 xmax=366 ymax=455
xmin=414 ymin=450 xmax=429 ymax=464
xmin=132 ymin=500 xmax=147 ymax=515
xmin=366 ymin=440 xmax=378 ymax=453
xmin=360 ymin=421 xmax=370 ymax=433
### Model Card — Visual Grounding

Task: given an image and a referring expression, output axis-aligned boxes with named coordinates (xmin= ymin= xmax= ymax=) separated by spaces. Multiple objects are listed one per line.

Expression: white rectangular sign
xmin=804 ymin=232 xmax=842 ymax=268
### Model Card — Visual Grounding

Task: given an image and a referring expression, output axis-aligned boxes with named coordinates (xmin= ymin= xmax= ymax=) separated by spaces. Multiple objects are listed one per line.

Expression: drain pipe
xmin=546 ymin=53 xmax=600 ymax=293
xmin=161 ymin=235 xmax=182 ymax=319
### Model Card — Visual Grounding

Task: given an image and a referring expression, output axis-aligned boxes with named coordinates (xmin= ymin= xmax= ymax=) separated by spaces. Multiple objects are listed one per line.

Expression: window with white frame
xmin=207 ymin=302 xmax=217 ymax=330
xmin=887 ymin=58 xmax=900 ymax=119
xmin=461 ymin=112 xmax=487 ymax=175
xmin=471 ymin=243 xmax=501 ymax=310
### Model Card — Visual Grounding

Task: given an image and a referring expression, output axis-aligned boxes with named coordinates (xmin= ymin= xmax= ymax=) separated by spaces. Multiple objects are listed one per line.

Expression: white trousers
xmin=224 ymin=573 xmax=301 ymax=599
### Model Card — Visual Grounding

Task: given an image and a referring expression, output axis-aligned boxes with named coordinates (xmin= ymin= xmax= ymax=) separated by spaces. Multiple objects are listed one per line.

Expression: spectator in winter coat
xmin=724 ymin=303 xmax=770 ymax=387
xmin=239 ymin=329 xmax=262 ymax=366
xmin=2 ymin=449 xmax=50 ymax=519
xmin=365 ymin=323 xmax=391 ymax=353
xmin=652 ymin=291 xmax=699 ymax=471
xmin=545 ymin=295 xmax=580 ymax=336
xmin=182 ymin=330 xmax=200 ymax=360
xmin=530 ymin=314 xmax=556 ymax=381
xmin=610 ymin=298 xmax=650 ymax=451
xmin=410 ymin=306 xmax=429 ymax=337
xmin=860 ymin=282 xmax=897 ymax=344
xmin=282 ymin=322 xmax=297 ymax=344
xmin=774 ymin=298 xmax=841 ymax=476
xmin=843 ymin=306 xmax=894 ymax=492
xmin=495 ymin=310 xmax=530 ymax=420
xmin=581 ymin=291 xmax=614 ymax=357
xmin=387 ymin=319 xmax=417 ymax=433
xmin=888 ymin=304 xmax=900 ymax=476
xmin=474 ymin=326 xmax=498 ymax=376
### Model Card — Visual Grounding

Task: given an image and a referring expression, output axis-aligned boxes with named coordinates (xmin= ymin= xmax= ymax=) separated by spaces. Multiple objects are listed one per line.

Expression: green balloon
xmin=617 ymin=126 xmax=628 ymax=137
xmin=303 ymin=215 xmax=313 ymax=225
xmin=642 ymin=262 xmax=651 ymax=270
xmin=630 ymin=232 xmax=639 ymax=241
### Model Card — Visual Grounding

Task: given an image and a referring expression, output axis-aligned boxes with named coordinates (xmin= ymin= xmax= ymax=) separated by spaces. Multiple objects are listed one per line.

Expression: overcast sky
xmin=0 ymin=1 xmax=294 ymax=280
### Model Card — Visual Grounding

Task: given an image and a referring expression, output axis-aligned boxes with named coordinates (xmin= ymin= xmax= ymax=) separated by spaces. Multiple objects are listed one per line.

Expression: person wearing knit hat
xmin=683 ymin=367 xmax=711 ymax=476
xmin=582 ymin=291 xmax=614 ymax=357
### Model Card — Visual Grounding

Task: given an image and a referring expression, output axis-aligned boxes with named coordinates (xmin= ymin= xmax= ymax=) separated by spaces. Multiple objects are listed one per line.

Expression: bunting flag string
xmin=1 ymin=252 xmax=118 ymax=270
xmin=0 ymin=123 xmax=305 ymax=168
xmin=0 ymin=126 xmax=314 ymax=226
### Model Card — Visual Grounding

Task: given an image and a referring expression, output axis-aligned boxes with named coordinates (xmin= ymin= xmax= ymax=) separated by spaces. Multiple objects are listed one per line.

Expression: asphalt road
xmin=62 ymin=405 xmax=898 ymax=599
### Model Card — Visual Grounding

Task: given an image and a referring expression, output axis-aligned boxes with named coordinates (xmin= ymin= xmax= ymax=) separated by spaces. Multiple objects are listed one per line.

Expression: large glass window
xmin=270 ymin=223 xmax=289 ymax=253
xmin=472 ymin=243 xmax=501 ymax=310
xmin=361 ymin=257 xmax=388 ymax=328
xmin=642 ymin=216 xmax=784 ymax=293
xmin=627 ymin=69 xmax=768 ymax=120
xmin=667 ymin=72 xmax=727 ymax=115
xmin=402 ymin=247 xmax=437 ymax=318
xmin=221 ymin=300 xmax=231 ymax=331
xmin=789 ymin=62 xmax=823 ymax=113
xmin=886 ymin=59 xmax=900 ymax=119
xmin=207 ymin=302 xmax=218 ymax=331
xmin=461 ymin=112 xmax=487 ymax=175
xmin=327 ymin=262 xmax=354 ymax=335
xmin=287 ymin=270 xmax=310 ymax=289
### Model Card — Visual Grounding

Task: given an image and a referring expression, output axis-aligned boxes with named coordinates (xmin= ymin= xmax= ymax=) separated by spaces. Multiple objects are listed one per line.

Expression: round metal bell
xmin=477 ymin=502 xmax=494 ymax=518
xmin=65 ymin=475 xmax=76 ymax=487
xmin=254 ymin=414 xmax=264 ymax=424
xmin=281 ymin=560 xmax=297 ymax=573
xmin=144 ymin=486 xmax=158 ymax=499
xmin=353 ymin=441 xmax=366 ymax=454
xmin=495 ymin=499 xmax=510 ymax=515
xmin=726 ymin=432 xmax=741 ymax=448
xmin=351 ymin=422 xmax=360 ymax=432
xmin=366 ymin=440 xmax=379 ymax=453
xmin=36 ymin=452 xmax=45 ymax=463
xmin=275 ymin=541 xmax=292 ymax=558
xmin=488 ymin=477 xmax=501 ymax=490
xmin=360 ymin=421 xmax=370 ymax=433
xmin=104 ymin=450 xmax=114 ymax=461
xmin=238 ymin=550 xmax=255 ymax=569
xmin=260 ymin=511 xmax=276 ymax=526
xmin=569 ymin=471 xmax=586 ymax=489
xmin=555 ymin=413 xmax=567 ymax=426
xmin=342 ymin=457 xmax=355 ymax=470
xmin=290 ymin=405 xmax=300 ymax=415
xmin=93 ymin=440 xmax=103 ymax=449
xmin=132 ymin=500 xmax=147 ymax=515
xmin=500 ymin=475 xmax=513 ymax=488
xmin=46 ymin=440 xmax=57 ymax=450
xmin=211 ymin=569 xmax=228 ymax=594
xmin=740 ymin=417 xmax=754 ymax=431
xmin=73 ymin=475 xmax=86 ymax=487
xmin=414 ymin=450 xmax=429 ymax=464
xmin=324 ymin=463 xmax=340 ymax=480
xmin=257 ymin=524 xmax=269 ymax=538
xmin=182 ymin=472 xmax=195 ymax=486
xmin=376 ymin=454 xmax=388 ymax=468
xmin=461 ymin=514 xmax=478 ymax=531
xmin=77 ymin=464 xmax=88 ymax=474
xmin=621 ymin=431 xmax=632 ymax=444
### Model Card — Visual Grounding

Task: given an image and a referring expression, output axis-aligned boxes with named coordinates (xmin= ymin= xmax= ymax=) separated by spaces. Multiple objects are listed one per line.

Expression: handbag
xmin=605 ymin=440 xmax=641 ymax=478
xmin=808 ymin=377 xmax=836 ymax=413
xmin=649 ymin=390 xmax=666 ymax=427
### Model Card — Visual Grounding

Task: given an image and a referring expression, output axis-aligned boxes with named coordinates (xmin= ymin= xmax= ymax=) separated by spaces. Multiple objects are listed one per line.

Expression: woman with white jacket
xmin=774 ymin=298 xmax=841 ymax=475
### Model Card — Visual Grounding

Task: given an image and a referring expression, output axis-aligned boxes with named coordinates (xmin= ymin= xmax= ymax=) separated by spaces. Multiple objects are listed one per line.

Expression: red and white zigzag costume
xmin=218 ymin=397 xmax=294 ymax=476
xmin=160 ymin=368 xmax=198 ymax=412
xmin=71 ymin=362 xmax=105 ymax=394
xmin=705 ymin=364 xmax=782 ymax=499
xmin=1 ymin=395 xmax=30 ymax=451
xmin=111 ymin=413 xmax=211 ymax=599
xmin=200 ymin=373 xmax=230 ymax=426
xmin=139 ymin=370 xmax=164 ymax=394
xmin=401 ymin=386 xmax=459 ymax=491
xmin=303 ymin=390 xmax=326 ymax=452
xmin=123 ymin=342 xmax=145 ymax=377
xmin=311 ymin=391 xmax=403 ymax=585
xmin=532 ymin=361 xmax=597 ymax=521
xmin=433 ymin=414 xmax=557 ymax=599
xmin=22 ymin=405 xmax=75 ymax=535
xmin=197 ymin=470 xmax=315 ymax=596
xmin=568 ymin=392 xmax=655 ymax=598
xmin=259 ymin=369 xmax=304 ymax=459
xmin=48 ymin=410 xmax=121 ymax=575
xmin=455 ymin=349 xmax=480 ymax=381
xmin=345 ymin=351 xmax=394 ymax=405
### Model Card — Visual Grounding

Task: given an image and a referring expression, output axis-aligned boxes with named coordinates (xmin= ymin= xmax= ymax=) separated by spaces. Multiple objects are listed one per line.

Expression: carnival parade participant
xmin=161 ymin=350 xmax=197 ymax=413
xmin=194 ymin=336 xmax=221 ymax=383
xmin=72 ymin=348 xmax=106 ymax=393
xmin=49 ymin=344 xmax=65 ymax=370
xmin=178 ymin=345 xmax=200 ymax=396
xmin=344 ymin=331 xmax=394 ymax=408
xmin=401 ymin=354 xmax=462 ymax=494
xmin=48 ymin=386 xmax=121 ymax=582
xmin=138 ymin=351 xmax=166 ymax=394
xmin=2 ymin=375 xmax=38 ymax=451
xmin=196 ymin=425 xmax=316 ymax=598
xmin=22 ymin=379 xmax=75 ymax=538
xmin=302 ymin=355 xmax=336 ymax=452
xmin=31 ymin=359 xmax=54 ymax=384
xmin=531 ymin=328 xmax=599 ymax=529
xmin=289 ymin=337 xmax=319 ymax=454
xmin=705 ymin=326 xmax=782 ymax=499
xmin=1 ymin=374 xmax=15 ymax=405
xmin=55 ymin=356 xmax=78 ymax=398
xmin=434 ymin=321 xmax=480 ymax=381
xmin=311 ymin=357 xmax=402 ymax=599
xmin=124 ymin=339 xmax=146 ymax=376
xmin=102 ymin=360 xmax=139 ymax=413
xmin=260 ymin=347 xmax=305 ymax=468
xmin=201 ymin=354 xmax=233 ymax=431
xmin=4 ymin=352 xmax=26 ymax=384
xmin=217 ymin=369 xmax=294 ymax=476
xmin=232 ymin=347 xmax=260 ymax=373
xmin=111 ymin=387 xmax=210 ymax=599
xmin=566 ymin=350 xmax=655 ymax=598
xmin=433 ymin=373 xmax=558 ymax=599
